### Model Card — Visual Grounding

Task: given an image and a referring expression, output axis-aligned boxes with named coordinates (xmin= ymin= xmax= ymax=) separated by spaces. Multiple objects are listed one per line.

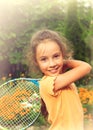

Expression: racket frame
xmin=0 ymin=78 xmax=41 ymax=130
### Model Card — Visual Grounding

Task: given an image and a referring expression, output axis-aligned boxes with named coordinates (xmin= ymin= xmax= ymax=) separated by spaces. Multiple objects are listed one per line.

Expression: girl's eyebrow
xmin=39 ymin=56 xmax=47 ymax=59
xmin=54 ymin=51 xmax=61 ymax=54
xmin=40 ymin=51 xmax=61 ymax=57
xmin=53 ymin=51 xmax=61 ymax=55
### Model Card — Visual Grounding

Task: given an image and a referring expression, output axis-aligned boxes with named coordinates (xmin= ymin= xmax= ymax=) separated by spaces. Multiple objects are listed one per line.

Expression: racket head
xmin=0 ymin=78 xmax=41 ymax=130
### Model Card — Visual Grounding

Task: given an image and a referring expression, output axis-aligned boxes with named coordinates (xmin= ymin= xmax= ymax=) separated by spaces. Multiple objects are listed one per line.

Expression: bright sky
xmin=0 ymin=0 xmax=93 ymax=5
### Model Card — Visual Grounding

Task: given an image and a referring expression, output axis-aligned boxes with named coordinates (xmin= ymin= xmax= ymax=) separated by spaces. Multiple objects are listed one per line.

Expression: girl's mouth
xmin=49 ymin=67 xmax=59 ymax=74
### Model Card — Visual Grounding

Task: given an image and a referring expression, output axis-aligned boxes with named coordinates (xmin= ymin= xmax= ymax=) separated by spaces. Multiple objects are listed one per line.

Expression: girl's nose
xmin=49 ymin=59 xmax=56 ymax=67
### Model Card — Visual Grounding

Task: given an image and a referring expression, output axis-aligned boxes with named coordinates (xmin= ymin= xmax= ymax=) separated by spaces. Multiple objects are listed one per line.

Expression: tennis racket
xmin=0 ymin=78 xmax=41 ymax=130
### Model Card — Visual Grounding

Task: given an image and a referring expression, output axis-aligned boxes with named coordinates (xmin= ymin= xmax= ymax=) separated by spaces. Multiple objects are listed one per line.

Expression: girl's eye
xmin=40 ymin=57 xmax=47 ymax=61
xmin=54 ymin=54 xmax=60 ymax=58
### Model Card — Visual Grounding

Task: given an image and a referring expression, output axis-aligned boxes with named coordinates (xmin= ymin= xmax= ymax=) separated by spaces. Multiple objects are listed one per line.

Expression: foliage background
xmin=0 ymin=0 xmax=93 ymax=129
xmin=0 ymin=0 xmax=93 ymax=83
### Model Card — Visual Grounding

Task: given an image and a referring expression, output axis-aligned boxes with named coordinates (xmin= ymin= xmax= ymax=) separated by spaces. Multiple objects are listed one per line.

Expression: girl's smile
xmin=36 ymin=40 xmax=63 ymax=76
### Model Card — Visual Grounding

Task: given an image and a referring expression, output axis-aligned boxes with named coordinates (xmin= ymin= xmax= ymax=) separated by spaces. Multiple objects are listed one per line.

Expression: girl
xmin=28 ymin=29 xmax=92 ymax=130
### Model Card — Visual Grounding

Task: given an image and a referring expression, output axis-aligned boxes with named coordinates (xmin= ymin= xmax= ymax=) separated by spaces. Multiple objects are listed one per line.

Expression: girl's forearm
xmin=63 ymin=60 xmax=91 ymax=69
xmin=54 ymin=60 xmax=92 ymax=91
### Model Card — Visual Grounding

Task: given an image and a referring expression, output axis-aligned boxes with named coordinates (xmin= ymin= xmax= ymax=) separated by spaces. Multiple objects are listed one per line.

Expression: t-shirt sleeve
xmin=39 ymin=76 xmax=61 ymax=96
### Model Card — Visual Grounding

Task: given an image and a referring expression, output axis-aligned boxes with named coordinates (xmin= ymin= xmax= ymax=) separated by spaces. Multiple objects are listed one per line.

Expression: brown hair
xmin=28 ymin=29 xmax=73 ymax=62
xmin=27 ymin=29 xmax=73 ymax=117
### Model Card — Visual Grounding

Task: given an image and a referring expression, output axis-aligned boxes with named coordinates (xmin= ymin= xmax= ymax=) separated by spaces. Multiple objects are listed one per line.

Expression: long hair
xmin=41 ymin=98 xmax=48 ymax=118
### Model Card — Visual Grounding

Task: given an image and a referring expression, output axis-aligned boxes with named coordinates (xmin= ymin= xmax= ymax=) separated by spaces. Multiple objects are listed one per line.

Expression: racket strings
xmin=0 ymin=79 xmax=41 ymax=130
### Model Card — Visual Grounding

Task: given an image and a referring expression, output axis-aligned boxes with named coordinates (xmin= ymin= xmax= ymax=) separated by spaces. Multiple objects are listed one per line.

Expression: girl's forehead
xmin=37 ymin=40 xmax=60 ymax=49
xmin=36 ymin=40 xmax=61 ymax=56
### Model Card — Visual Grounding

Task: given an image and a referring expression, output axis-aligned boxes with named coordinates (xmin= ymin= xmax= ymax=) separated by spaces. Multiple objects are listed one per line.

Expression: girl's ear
xmin=34 ymin=59 xmax=38 ymax=66
xmin=63 ymin=59 xmax=67 ymax=65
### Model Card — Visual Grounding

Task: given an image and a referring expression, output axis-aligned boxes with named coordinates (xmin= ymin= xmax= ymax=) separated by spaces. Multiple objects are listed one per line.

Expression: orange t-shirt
xmin=39 ymin=76 xmax=84 ymax=130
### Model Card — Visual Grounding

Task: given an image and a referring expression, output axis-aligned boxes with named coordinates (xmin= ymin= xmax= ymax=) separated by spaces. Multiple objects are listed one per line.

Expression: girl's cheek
xmin=38 ymin=63 xmax=45 ymax=69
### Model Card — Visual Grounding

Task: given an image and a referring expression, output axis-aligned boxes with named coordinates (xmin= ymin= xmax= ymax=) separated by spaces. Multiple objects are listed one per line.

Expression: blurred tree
xmin=64 ymin=0 xmax=92 ymax=63
xmin=0 ymin=0 xmax=92 ymax=79
xmin=0 ymin=0 xmax=66 ymax=77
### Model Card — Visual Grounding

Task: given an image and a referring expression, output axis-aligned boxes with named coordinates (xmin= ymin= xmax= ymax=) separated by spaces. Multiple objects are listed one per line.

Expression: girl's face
xmin=36 ymin=40 xmax=64 ymax=76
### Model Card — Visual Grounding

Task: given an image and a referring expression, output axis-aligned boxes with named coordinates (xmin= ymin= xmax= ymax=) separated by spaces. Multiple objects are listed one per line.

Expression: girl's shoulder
xmin=40 ymin=75 xmax=56 ymax=82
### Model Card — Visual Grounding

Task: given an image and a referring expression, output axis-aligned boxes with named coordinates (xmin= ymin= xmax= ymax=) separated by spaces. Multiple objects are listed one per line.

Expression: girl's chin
xmin=47 ymin=73 xmax=59 ymax=76
xmin=45 ymin=70 xmax=62 ymax=76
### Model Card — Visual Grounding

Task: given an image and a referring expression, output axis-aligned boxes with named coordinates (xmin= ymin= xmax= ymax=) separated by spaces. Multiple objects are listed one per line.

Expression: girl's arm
xmin=54 ymin=60 xmax=92 ymax=91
